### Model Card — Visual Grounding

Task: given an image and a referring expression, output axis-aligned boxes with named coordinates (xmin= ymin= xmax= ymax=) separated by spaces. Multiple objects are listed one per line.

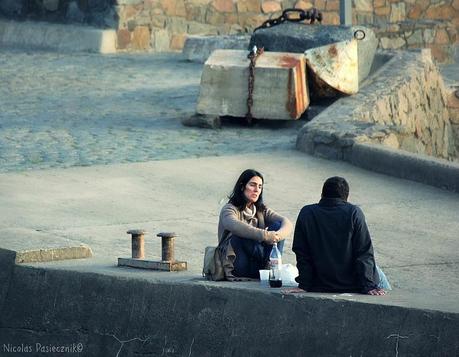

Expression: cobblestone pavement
xmin=0 ymin=49 xmax=305 ymax=173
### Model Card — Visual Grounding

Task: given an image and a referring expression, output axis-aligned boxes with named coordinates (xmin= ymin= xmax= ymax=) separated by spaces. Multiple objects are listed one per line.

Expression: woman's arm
xmin=264 ymin=208 xmax=293 ymax=239
xmin=220 ymin=204 xmax=277 ymax=242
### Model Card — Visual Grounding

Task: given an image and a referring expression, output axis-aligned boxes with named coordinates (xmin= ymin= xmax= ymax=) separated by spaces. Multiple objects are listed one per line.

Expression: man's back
xmin=293 ymin=197 xmax=379 ymax=293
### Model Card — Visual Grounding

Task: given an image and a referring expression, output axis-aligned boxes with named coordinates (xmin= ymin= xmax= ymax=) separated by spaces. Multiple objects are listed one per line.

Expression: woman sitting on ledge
xmin=218 ymin=169 xmax=293 ymax=280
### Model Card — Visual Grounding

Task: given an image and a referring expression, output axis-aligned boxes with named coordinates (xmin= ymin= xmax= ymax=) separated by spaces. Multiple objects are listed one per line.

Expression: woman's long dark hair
xmin=228 ymin=169 xmax=266 ymax=212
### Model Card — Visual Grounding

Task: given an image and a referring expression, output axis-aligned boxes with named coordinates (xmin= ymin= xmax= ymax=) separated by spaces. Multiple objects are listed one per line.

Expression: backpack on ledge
xmin=202 ymin=246 xmax=225 ymax=281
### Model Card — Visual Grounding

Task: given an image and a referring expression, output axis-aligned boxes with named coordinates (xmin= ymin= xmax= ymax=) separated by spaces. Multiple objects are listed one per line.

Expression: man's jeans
xmin=376 ymin=265 xmax=392 ymax=290
xmin=231 ymin=221 xmax=283 ymax=279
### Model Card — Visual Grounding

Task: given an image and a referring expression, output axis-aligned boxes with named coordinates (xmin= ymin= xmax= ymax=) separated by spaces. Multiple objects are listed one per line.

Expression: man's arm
xmin=352 ymin=207 xmax=380 ymax=294
xmin=292 ymin=209 xmax=314 ymax=291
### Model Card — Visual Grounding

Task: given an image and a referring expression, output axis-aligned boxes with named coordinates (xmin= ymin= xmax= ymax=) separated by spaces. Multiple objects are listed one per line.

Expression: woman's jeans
xmin=376 ymin=265 xmax=392 ymax=290
xmin=231 ymin=221 xmax=283 ymax=279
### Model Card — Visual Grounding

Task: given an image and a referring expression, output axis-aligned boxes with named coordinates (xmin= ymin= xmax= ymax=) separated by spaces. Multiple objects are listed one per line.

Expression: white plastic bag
xmin=280 ymin=264 xmax=298 ymax=287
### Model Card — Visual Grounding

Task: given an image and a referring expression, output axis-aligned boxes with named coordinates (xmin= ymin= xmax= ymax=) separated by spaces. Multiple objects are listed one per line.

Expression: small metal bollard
xmin=156 ymin=232 xmax=176 ymax=262
xmin=118 ymin=229 xmax=187 ymax=271
xmin=127 ymin=229 xmax=147 ymax=259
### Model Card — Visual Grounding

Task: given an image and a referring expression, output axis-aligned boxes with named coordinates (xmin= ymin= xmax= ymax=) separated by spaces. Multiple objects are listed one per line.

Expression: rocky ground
xmin=0 ymin=49 xmax=309 ymax=173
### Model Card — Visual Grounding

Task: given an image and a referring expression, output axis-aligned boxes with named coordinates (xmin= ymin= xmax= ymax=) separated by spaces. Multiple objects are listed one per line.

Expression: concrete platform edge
xmin=0 ymin=263 xmax=457 ymax=356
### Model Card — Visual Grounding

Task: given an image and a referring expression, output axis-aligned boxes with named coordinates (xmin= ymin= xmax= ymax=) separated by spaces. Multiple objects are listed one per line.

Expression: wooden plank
xmin=118 ymin=258 xmax=187 ymax=271
xmin=196 ymin=49 xmax=309 ymax=120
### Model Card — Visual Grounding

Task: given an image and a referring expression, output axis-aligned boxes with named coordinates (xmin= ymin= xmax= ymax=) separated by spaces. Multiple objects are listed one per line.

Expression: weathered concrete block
xmin=249 ymin=23 xmax=378 ymax=92
xmin=0 ymin=20 xmax=117 ymax=53
xmin=196 ymin=49 xmax=309 ymax=120
xmin=182 ymin=35 xmax=250 ymax=63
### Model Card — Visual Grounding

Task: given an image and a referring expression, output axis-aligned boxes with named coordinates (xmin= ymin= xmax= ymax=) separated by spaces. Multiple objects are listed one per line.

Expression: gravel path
xmin=0 ymin=49 xmax=304 ymax=172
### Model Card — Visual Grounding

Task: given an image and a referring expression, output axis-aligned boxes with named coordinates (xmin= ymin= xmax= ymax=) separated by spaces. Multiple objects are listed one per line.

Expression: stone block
xmin=389 ymin=2 xmax=405 ymax=22
xmin=211 ymin=0 xmax=234 ymax=12
xmin=375 ymin=6 xmax=390 ymax=16
xmin=407 ymin=29 xmax=423 ymax=46
xmin=425 ymin=4 xmax=453 ymax=20
xmin=262 ymin=1 xmax=282 ymax=13
xmin=314 ymin=0 xmax=326 ymax=10
xmin=182 ymin=35 xmax=250 ymax=62
xmin=167 ymin=17 xmax=189 ymax=33
xmin=374 ymin=0 xmax=386 ymax=7
xmin=161 ymin=0 xmax=186 ymax=16
xmin=132 ymin=26 xmax=150 ymax=50
xmin=185 ymin=2 xmax=208 ymax=22
xmin=151 ymin=15 xmax=167 ymax=28
xmin=117 ymin=28 xmax=131 ymax=49
xmin=170 ymin=33 xmax=187 ymax=50
xmin=325 ymin=0 xmax=339 ymax=11
xmin=237 ymin=0 xmax=261 ymax=13
xmin=305 ymin=40 xmax=359 ymax=95
xmin=294 ymin=1 xmax=313 ymax=11
xmin=453 ymin=0 xmax=459 ymax=11
xmin=354 ymin=0 xmax=373 ymax=12
xmin=196 ymin=50 xmax=309 ymax=119
xmin=151 ymin=28 xmax=170 ymax=51
xmin=435 ymin=29 xmax=450 ymax=45
xmin=188 ymin=22 xmax=219 ymax=35
xmin=250 ymin=23 xmax=378 ymax=87
xmin=181 ymin=114 xmax=222 ymax=128
xmin=423 ymin=29 xmax=435 ymax=44
xmin=380 ymin=36 xmax=405 ymax=49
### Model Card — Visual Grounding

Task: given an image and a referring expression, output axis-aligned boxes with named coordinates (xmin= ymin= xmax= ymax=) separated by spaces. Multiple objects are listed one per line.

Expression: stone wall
xmin=296 ymin=49 xmax=457 ymax=161
xmin=0 ymin=0 xmax=458 ymax=61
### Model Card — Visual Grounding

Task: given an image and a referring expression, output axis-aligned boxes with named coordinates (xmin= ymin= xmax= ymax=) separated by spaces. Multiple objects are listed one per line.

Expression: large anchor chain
xmin=254 ymin=8 xmax=323 ymax=32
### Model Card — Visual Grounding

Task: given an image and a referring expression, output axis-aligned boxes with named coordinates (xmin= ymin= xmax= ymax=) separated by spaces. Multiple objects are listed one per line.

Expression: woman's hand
xmin=265 ymin=231 xmax=281 ymax=244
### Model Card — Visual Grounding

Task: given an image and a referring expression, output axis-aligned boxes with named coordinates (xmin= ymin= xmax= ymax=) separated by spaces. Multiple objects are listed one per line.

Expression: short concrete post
xmin=157 ymin=232 xmax=176 ymax=262
xmin=340 ymin=0 xmax=352 ymax=25
xmin=127 ymin=229 xmax=147 ymax=259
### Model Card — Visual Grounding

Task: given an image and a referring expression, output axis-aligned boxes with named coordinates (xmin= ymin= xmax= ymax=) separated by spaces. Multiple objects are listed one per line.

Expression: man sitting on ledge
xmin=291 ymin=176 xmax=390 ymax=296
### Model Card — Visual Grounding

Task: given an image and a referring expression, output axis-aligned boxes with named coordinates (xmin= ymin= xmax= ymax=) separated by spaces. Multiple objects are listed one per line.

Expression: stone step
xmin=0 ymin=19 xmax=116 ymax=53
xmin=196 ymin=49 xmax=309 ymax=120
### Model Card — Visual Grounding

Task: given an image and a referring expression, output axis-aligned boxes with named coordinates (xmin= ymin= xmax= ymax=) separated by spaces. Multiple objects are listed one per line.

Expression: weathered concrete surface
xmin=0 ymin=228 xmax=93 ymax=263
xmin=0 ymin=152 xmax=458 ymax=308
xmin=0 ymin=264 xmax=458 ymax=356
xmin=196 ymin=49 xmax=309 ymax=120
xmin=304 ymin=40 xmax=359 ymax=95
xmin=0 ymin=19 xmax=116 ymax=53
xmin=250 ymin=23 xmax=378 ymax=85
xmin=183 ymin=35 xmax=251 ymax=63
xmin=0 ymin=152 xmax=458 ymax=355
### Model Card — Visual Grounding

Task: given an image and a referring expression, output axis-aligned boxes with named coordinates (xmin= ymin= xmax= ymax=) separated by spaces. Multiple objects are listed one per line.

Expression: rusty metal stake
xmin=127 ymin=229 xmax=147 ymax=259
xmin=157 ymin=232 xmax=176 ymax=262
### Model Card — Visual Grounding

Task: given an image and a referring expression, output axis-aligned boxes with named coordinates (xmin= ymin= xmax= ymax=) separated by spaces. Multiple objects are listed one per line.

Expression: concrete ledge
xmin=0 ymin=228 xmax=93 ymax=263
xmin=348 ymin=142 xmax=459 ymax=192
xmin=0 ymin=20 xmax=117 ymax=53
xmin=0 ymin=265 xmax=457 ymax=356
xmin=14 ymin=245 xmax=93 ymax=264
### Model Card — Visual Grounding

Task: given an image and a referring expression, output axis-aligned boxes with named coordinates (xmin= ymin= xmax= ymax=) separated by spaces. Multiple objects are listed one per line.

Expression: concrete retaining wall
xmin=0 ymin=0 xmax=457 ymax=61
xmin=0 ymin=262 xmax=458 ymax=356
xmin=296 ymin=49 xmax=459 ymax=191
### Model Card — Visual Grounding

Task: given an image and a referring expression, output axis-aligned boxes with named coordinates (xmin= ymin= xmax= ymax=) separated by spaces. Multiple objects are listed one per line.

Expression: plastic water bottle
xmin=269 ymin=243 xmax=282 ymax=288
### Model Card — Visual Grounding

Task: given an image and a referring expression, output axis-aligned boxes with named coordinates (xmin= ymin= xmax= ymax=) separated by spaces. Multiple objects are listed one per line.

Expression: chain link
xmin=246 ymin=46 xmax=264 ymax=125
xmin=254 ymin=8 xmax=323 ymax=32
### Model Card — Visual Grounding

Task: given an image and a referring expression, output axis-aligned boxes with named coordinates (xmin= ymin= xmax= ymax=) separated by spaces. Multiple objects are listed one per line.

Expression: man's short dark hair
xmin=322 ymin=176 xmax=349 ymax=201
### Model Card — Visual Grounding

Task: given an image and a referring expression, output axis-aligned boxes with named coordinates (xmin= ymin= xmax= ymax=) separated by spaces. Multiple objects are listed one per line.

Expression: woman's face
xmin=243 ymin=176 xmax=263 ymax=205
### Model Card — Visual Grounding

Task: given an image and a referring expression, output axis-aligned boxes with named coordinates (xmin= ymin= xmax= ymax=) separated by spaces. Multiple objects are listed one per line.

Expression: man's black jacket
xmin=292 ymin=197 xmax=379 ymax=293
